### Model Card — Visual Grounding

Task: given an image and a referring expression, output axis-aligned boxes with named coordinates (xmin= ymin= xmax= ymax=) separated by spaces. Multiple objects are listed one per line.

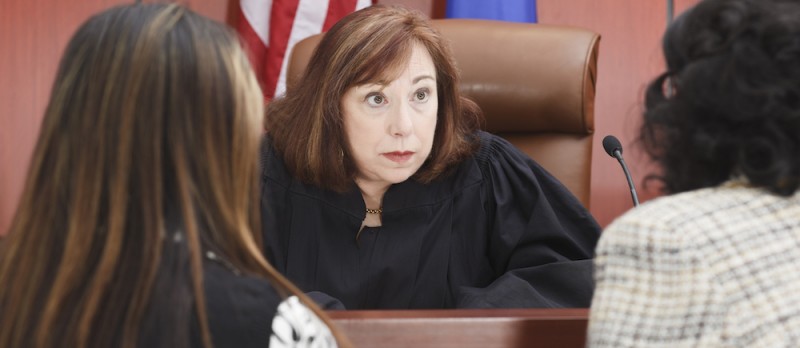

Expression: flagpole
xmin=665 ymin=0 xmax=675 ymax=97
xmin=666 ymin=0 xmax=674 ymax=24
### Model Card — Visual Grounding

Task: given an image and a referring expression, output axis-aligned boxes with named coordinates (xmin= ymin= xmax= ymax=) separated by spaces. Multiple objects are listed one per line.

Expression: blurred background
xmin=0 ymin=0 xmax=699 ymax=235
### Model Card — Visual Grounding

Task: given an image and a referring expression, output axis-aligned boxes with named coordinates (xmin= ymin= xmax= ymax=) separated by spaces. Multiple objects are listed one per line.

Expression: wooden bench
xmin=329 ymin=308 xmax=589 ymax=348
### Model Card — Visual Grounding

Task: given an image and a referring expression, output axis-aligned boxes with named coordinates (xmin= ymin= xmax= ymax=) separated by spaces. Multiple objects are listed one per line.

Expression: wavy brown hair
xmin=0 ymin=4 xmax=349 ymax=348
xmin=266 ymin=5 xmax=481 ymax=192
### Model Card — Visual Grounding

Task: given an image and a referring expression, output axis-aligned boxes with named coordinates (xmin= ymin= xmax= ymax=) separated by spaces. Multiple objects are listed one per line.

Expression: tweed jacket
xmin=588 ymin=183 xmax=800 ymax=347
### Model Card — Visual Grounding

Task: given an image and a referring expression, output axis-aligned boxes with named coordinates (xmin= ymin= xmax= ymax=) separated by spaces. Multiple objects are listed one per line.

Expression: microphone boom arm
xmin=602 ymin=135 xmax=640 ymax=208
xmin=613 ymin=150 xmax=639 ymax=207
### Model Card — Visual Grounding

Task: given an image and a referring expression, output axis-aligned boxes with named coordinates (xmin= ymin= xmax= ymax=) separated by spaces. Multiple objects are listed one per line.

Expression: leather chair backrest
xmin=286 ymin=19 xmax=600 ymax=208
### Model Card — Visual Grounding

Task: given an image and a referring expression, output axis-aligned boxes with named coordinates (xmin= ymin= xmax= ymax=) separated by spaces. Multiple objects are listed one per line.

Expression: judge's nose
xmin=388 ymin=103 xmax=413 ymax=137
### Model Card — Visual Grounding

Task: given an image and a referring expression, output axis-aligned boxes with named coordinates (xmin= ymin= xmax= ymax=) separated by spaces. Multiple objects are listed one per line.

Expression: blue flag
xmin=446 ymin=0 xmax=537 ymax=23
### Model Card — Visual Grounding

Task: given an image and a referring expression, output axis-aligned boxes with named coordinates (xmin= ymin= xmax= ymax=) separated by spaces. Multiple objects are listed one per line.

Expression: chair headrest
xmin=430 ymin=20 xmax=599 ymax=135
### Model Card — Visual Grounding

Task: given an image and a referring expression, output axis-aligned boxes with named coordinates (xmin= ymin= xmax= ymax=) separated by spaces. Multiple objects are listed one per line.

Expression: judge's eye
xmin=414 ymin=89 xmax=430 ymax=102
xmin=366 ymin=93 xmax=386 ymax=107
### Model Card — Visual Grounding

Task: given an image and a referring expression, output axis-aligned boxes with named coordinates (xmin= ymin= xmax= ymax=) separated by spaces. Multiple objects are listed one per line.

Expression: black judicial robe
xmin=260 ymin=131 xmax=600 ymax=309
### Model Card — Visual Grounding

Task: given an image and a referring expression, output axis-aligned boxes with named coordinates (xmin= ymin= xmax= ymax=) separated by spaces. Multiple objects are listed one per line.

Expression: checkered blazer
xmin=588 ymin=183 xmax=800 ymax=347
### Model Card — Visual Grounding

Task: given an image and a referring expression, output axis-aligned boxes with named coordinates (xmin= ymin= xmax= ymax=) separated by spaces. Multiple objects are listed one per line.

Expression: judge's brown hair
xmin=0 ymin=4 xmax=349 ymax=348
xmin=266 ymin=5 xmax=481 ymax=192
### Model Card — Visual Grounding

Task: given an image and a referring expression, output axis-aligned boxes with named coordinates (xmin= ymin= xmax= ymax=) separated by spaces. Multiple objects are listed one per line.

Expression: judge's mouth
xmin=382 ymin=151 xmax=415 ymax=163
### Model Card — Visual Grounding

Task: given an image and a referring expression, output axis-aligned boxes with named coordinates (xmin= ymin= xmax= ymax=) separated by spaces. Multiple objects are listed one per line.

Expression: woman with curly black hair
xmin=589 ymin=0 xmax=800 ymax=346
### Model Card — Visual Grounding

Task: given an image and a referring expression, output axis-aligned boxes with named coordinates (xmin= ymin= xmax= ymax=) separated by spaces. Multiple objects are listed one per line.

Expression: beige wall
xmin=0 ymin=0 xmax=699 ymax=235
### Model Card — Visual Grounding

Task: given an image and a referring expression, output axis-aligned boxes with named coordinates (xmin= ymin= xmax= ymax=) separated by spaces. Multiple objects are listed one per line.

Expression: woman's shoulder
xmin=469 ymin=131 xmax=568 ymax=191
xmin=473 ymin=131 xmax=518 ymax=159
xmin=260 ymin=135 xmax=293 ymax=185
xmin=471 ymin=130 xmax=546 ymax=172
xmin=202 ymin=260 xmax=281 ymax=347
xmin=203 ymin=260 xmax=337 ymax=348
xmin=601 ymin=187 xmax=724 ymax=240
xmin=611 ymin=184 xmax=779 ymax=225
xmin=601 ymin=184 xmax=796 ymax=251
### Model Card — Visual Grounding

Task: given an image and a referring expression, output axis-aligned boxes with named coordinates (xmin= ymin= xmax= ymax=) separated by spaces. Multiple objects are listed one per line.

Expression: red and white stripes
xmin=237 ymin=0 xmax=372 ymax=100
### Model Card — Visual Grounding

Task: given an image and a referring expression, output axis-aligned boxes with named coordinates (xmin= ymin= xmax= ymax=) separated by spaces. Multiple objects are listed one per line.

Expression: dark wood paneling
xmin=431 ymin=0 xmax=446 ymax=19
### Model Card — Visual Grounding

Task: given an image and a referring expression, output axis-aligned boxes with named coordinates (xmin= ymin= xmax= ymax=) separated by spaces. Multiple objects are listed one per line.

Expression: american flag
xmin=236 ymin=0 xmax=373 ymax=100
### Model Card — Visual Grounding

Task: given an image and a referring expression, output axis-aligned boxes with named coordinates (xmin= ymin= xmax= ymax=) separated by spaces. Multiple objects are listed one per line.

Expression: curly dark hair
xmin=641 ymin=0 xmax=800 ymax=196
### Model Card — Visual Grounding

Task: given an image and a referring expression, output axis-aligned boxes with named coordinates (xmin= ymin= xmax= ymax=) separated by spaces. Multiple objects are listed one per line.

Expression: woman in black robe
xmin=261 ymin=5 xmax=600 ymax=310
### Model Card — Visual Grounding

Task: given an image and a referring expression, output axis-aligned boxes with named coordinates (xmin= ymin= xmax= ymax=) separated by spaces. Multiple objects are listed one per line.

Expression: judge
xmin=261 ymin=4 xmax=600 ymax=310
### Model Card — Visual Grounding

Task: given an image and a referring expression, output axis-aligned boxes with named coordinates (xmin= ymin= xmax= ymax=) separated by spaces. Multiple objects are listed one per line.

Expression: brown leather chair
xmin=286 ymin=19 xmax=600 ymax=208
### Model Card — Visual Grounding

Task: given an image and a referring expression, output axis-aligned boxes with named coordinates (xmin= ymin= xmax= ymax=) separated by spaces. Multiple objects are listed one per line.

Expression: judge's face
xmin=342 ymin=43 xmax=438 ymax=188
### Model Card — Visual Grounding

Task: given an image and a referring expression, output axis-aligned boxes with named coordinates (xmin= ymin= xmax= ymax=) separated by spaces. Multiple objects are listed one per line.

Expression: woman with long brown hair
xmin=0 ymin=4 xmax=348 ymax=347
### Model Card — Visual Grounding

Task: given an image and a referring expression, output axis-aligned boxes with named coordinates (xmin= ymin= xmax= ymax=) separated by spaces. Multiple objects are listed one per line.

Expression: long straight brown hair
xmin=0 ymin=4 xmax=349 ymax=348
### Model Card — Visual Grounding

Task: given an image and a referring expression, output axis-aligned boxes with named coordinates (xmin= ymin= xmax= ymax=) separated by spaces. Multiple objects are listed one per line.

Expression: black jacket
xmin=190 ymin=259 xmax=335 ymax=347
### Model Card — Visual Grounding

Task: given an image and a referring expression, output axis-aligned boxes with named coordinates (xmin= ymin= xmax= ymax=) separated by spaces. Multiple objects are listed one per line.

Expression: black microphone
xmin=602 ymin=135 xmax=640 ymax=207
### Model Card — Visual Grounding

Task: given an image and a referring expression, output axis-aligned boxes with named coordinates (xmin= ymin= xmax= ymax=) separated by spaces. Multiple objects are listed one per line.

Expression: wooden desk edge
xmin=327 ymin=308 xmax=590 ymax=348
xmin=328 ymin=307 xmax=590 ymax=320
